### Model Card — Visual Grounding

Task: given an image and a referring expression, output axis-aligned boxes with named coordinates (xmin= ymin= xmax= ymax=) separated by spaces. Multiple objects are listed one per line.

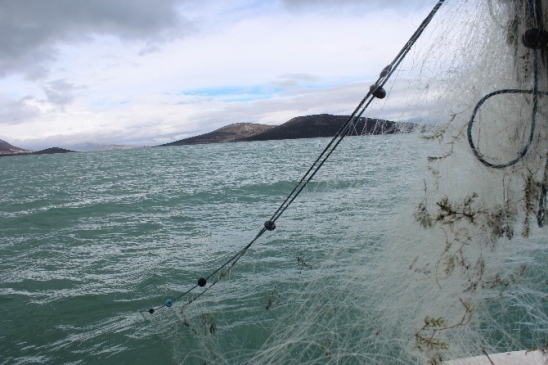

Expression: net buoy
xmin=198 ymin=277 xmax=207 ymax=287
xmin=370 ymin=85 xmax=386 ymax=99
xmin=522 ymin=28 xmax=548 ymax=49
xmin=264 ymin=220 xmax=276 ymax=231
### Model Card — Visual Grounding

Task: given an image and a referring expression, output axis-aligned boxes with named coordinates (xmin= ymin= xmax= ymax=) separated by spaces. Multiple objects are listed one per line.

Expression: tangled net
xmin=142 ymin=1 xmax=548 ymax=364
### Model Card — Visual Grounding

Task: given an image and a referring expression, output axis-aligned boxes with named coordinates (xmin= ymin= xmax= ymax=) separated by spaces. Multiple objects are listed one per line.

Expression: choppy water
xmin=0 ymin=135 xmax=426 ymax=364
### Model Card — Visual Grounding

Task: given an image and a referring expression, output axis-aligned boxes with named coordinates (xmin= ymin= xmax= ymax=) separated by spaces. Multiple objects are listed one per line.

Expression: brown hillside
xmin=162 ymin=123 xmax=274 ymax=146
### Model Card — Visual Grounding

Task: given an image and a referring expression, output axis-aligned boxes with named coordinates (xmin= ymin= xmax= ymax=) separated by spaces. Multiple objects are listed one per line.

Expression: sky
xmin=0 ymin=0 xmax=436 ymax=149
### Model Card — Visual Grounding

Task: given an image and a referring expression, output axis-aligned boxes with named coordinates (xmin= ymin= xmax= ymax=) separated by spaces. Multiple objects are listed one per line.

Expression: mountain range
xmin=0 ymin=139 xmax=29 ymax=154
xmin=162 ymin=114 xmax=411 ymax=146
xmin=1 ymin=114 xmax=414 ymax=156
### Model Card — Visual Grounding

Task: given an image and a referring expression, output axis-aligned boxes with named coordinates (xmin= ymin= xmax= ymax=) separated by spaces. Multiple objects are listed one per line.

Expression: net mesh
xmin=142 ymin=1 xmax=548 ymax=364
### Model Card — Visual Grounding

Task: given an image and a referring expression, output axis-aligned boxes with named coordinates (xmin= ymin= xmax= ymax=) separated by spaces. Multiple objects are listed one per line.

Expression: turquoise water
xmin=0 ymin=135 xmax=428 ymax=364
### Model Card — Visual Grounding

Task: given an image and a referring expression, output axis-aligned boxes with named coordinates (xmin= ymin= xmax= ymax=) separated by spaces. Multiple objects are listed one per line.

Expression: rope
xmin=270 ymin=0 xmax=446 ymax=224
xmin=466 ymin=88 xmax=547 ymax=169
xmin=141 ymin=0 xmax=447 ymax=315
xmin=467 ymin=0 xmax=545 ymax=169
xmin=467 ymin=0 xmax=548 ymax=231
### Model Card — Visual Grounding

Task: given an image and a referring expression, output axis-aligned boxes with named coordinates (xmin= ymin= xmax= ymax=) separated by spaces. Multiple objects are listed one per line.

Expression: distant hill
xmin=61 ymin=142 xmax=136 ymax=151
xmin=161 ymin=114 xmax=414 ymax=147
xmin=0 ymin=139 xmax=28 ymax=154
xmin=162 ymin=123 xmax=275 ymax=146
xmin=237 ymin=114 xmax=411 ymax=142
xmin=33 ymin=147 xmax=74 ymax=155
xmin=0 ymin=146 xmax=75 ymax=158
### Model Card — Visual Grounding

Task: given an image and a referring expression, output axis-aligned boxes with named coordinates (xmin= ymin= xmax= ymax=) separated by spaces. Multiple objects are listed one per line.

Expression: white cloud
xmin=0 ymin=0 xmax=441 ymax=149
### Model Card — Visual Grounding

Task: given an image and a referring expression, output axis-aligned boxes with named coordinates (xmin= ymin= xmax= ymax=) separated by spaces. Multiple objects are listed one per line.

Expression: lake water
xmin=1 ymin=134 xmax=545 ymax=365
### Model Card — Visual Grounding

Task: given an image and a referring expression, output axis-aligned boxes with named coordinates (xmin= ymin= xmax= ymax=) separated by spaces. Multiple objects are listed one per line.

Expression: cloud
xmin=0 ymin=95 xmax=41 ymax=125
xmin=0 ymin=0 xmax=441 ymax=148
xmin=42 ymin=80 xmax=77 ymax=108
xmin=281 ymin=0 xmax=428 ymax=12
xmin=272 ymin=73 xmax=320 ymax=88
xmin=0 ymin=0 xmax=192 ymax=79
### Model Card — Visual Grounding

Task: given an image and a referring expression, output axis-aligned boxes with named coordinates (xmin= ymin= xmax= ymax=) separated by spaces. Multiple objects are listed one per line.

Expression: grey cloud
xmin=0 ymin=95 xmax=41 ymax=125
xmin=0 ymin=81 xmax=78 ymax=125
xmin=0 ymin=0 xmax=193 ymax=79
xmin=42 ymin=79 xmax=77 ymax=108
xmin=272 ymin=73 xmax=319 ymax=88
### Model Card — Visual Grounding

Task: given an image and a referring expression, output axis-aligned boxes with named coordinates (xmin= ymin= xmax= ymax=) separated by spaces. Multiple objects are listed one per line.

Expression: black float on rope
xmin=140 ymin=0 xmax=447 ymax=315
xmin=370 ymin=85 xmax=387 ymax=99
xmin=522 ymin=28 xmax=548 ymax=49
xmin=380 ymin=65 xmax=392 ymax=78
xmin=198 ymin=277 xmax=207 ymax=287
xmin=264 ymin=220 xmax=276 ymax=231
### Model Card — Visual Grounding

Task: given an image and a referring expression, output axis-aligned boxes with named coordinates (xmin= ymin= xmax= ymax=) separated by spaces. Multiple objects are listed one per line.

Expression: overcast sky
xmin=0 ymin=0 xmax=437 ymax=149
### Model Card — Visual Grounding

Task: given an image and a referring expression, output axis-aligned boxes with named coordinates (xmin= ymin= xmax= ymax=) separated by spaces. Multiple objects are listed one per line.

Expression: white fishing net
xmin=144 ymin=1 xmax=548 ymax=364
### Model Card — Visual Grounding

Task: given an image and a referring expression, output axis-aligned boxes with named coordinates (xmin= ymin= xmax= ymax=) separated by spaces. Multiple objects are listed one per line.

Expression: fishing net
xmin=142 ymin=1 xmax=548 ymax=363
